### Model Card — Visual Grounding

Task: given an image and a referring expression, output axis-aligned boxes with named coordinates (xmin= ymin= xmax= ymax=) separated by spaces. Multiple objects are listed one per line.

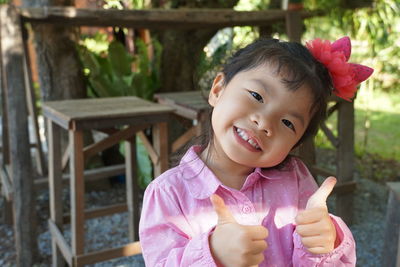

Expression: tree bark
xmin=152 ymin=0 xmax=240 ymax=93
xmin=1 ymin=5 xmax=37 ymax=266
xmin=22 ymin=0 xmax=86 ymax=101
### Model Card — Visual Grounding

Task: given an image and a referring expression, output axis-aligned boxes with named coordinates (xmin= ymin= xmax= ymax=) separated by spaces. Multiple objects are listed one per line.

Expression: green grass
xmin=315 ymin=90 xmax=400 ymax=161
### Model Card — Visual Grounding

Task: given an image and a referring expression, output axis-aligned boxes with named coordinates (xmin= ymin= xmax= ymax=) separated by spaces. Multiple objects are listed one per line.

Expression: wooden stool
xmin=382 ymin=182 xmax=400 ymax=267
xmin=154 ymin=91 xmax=210 ymax=152
xmin=42 ymin=96 xmax=173 ymax=266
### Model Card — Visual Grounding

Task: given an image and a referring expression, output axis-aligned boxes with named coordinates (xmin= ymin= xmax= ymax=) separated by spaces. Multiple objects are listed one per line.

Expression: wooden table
xmin=42 ymin=96 xmax=173 ymax=266
xmin=154 ymin=91 xmax=210 ymax=152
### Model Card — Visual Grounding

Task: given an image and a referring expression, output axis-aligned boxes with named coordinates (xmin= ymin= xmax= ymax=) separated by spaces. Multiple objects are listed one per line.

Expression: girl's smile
xmin=205 ymin=63 xmax=314 ymax=174
xmin=234 ymin=126 xmax=262 ymax=151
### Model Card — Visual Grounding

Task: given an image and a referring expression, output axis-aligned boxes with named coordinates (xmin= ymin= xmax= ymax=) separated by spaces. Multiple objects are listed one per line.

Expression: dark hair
xmin=173 ymin=38 xmax=333 ymax=167
xmin=221 ymin=38 xmax=333 ymax=147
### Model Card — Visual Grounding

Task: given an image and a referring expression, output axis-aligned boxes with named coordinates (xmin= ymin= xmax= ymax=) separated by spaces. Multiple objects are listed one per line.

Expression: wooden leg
xmin=125 ymin=136 xmax=139 ymax=241
xmin=48 ymin=120 xmax=65 ymax=266
xmin=69 ymin=130 xmax=85 ymax=257
xmin=382 ymin=182 xmax=400 ymax=267
xmin=336 ymin=101 xmax=354 ymax=224
xmin=152 ymin=122 xmax=168 ymax=177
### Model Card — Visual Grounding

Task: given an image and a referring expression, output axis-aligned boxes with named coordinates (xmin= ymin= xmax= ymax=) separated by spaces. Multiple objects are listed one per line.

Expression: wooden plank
xmin=47 ymin=119 xmax=65 ymax=266
xmin=137 ymin=131 xmax=158 ymax=165
xmin=382 ymin=182 xmax=400 ymax=267
xmin=336 ymin=101 xmax=355 ymax=224
xmin=71 ymin=113 xmax=171 ymax=131
xmin=1 ymin=5 xmax=37 ymax=264
xmin=48 ymin=220 xmax=73 ymax=266
xmin=19 ymin=7 xmax=323 ymax=29
xmin=153 ymin=122 xmax=169 ymax=177
xmin=42 ymin=96 xmax=173 ymax=130
xmin=125 ymin=136 xmax=140 ymax=242
xmin=69 ymin=130 xmax=85 ymax=255
xmin=83 ymin=125 xmax=144 ymax=160
xmin=286 ymin=10 xmax=302 ymax=42
xmin=0 ymin=5 xmax=10 ymax=166
xmin=320 ymin=122 xmax=339 ymax=147
xmin=0 ymin=165 xmax=13 ymax=201
xmin=62 ymin=141 xmax=70 ymax=171
xmin=172 ymin=125 xmax=197 ymax=152
xmin=75 ymin=241 xmax=141 ymax=266
xmin=34 ymin=164 xmax=126 ymax=190
xmin=63 ymin=203 xmax=128 ymax=224
xmin=21 ymin=23 xmax=46 ymax=176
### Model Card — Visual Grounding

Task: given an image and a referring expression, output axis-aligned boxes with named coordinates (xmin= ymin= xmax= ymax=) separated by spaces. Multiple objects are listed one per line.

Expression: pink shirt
xmin=139 ymin=146 xmax=356 ymax=266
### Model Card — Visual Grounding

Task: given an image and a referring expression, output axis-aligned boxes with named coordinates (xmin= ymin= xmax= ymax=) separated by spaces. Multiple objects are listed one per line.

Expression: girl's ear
xmin=208 ymin=73 xmax=225 ymax=107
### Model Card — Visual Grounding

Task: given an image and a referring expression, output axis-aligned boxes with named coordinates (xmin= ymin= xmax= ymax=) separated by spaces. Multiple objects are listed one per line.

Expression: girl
xmin=139 ymin=37 xmax=373 ymax=266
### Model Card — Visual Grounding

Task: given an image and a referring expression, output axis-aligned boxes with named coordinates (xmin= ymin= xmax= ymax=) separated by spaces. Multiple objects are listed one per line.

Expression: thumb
xmin=306 ymin=177 xmax=337 ymax=210
xmin=210 ymin=194 xmax=237 ymax=224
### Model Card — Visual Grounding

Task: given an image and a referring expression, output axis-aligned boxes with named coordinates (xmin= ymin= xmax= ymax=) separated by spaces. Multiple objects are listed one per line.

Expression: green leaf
xmin=108 ymin=41 xmax=133 ymax=76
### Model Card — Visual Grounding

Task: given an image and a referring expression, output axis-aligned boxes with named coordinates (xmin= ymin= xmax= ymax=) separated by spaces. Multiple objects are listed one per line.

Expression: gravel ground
xmin=0 ymin=149 xmax=393 ymax=267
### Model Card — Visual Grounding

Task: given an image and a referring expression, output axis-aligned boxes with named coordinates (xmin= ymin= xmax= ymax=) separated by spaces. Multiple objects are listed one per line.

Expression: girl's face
xmin=208 ymin=64 xmax=314 ymax=168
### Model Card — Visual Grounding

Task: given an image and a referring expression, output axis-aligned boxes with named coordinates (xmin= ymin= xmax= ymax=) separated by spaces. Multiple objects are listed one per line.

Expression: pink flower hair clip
xmin=306 ymin=36 xmax=374 ymax=101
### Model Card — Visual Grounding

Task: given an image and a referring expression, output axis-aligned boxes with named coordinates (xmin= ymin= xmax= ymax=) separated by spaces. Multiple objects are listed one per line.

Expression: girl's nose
xmin=251 ymin=114 xmax=272 ymax=136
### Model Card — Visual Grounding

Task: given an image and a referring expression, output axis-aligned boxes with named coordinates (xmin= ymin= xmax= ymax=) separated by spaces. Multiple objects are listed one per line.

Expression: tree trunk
xmin=152 ymin=0 xmax=240 ymax=93
xmin=22 ymin=0 xmax=86 ymax=101
xmin=1 ymin=5 xmax=37 ymax=266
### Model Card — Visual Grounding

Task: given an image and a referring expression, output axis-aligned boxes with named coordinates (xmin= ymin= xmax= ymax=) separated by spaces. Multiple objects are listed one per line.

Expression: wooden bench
xmin=42 ymin=96 xmax=173 ymax=266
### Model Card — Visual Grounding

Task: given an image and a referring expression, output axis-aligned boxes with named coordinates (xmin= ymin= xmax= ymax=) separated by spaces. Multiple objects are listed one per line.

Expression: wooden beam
xmin=0 ymin=165 xmax=13 ymax=201
xmin=83 ymin=125 xmax=145 ymax=160
xmin=137 ymin=131 xmax=159 ymax=165
xmin=48 ymin=220 xmax=73 ymax=266
xmin=172 ymin=125 xmax=197 ymax=152
xmin=18 ymin=7 xmax=323 ymax=29
xmin=34 ymin=164 xmax=126 ymax=190
xmin=76 ymin=241 xmax=141 ymax=266
xmin=320 ymin=122 xmax=339 ymax=147
xmin=1 ymin=5 xmax=37 ymax=264
xmin=63 ymin=203 xmax=128 ymax=224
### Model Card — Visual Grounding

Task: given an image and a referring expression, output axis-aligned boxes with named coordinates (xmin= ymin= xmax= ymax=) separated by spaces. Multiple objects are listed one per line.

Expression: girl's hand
xmin=295 ymin=177 xmax=338 ymax=254
xmin=210 ymin=194 xmax=268 ymax=267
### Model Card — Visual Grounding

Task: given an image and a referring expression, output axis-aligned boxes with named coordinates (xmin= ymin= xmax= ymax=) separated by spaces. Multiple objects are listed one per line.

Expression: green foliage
xmin=79 ymin=37 xmax=162 ymax=188
xmin=79 ymin=39 xmax=161 ymax=100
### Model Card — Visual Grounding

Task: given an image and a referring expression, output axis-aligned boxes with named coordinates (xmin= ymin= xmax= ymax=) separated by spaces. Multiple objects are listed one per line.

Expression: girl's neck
xmin=200 ymin=144 xmax=254 ymax=190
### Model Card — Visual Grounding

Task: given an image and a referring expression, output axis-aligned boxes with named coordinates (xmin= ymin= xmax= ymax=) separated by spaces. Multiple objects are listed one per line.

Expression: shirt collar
xmin=179 ymin=146 xmax=287 ymax=199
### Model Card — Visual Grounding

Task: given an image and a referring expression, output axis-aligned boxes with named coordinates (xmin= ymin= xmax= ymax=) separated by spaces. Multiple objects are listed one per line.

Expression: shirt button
xmin=242 ymin=205 xmax=251 ymax=214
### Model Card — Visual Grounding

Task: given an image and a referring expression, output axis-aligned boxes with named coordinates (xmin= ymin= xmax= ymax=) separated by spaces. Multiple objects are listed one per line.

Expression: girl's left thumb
xmin=306 ymin=177 xmax=337 ymax=210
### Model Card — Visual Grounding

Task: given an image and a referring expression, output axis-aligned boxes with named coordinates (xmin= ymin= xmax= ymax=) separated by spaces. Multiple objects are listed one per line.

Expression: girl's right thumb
xmin=210 ymin=194 xmax=237 ymax=224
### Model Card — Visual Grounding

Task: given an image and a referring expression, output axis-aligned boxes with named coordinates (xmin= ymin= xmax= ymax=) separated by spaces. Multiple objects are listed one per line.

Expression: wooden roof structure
xmin=19 ymin=6 xmax=323 ymax=29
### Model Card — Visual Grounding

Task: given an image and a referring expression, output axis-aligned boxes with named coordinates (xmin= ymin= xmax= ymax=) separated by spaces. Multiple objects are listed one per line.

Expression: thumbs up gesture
xmin=209 ymin=194 xmax=268 ymax=267
xmin=295 ymin=177 xmax=338 ymax=254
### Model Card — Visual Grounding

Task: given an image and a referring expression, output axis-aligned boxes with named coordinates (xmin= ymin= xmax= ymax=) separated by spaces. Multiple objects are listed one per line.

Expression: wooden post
xmin=0 ymin=4 xmax=37 ymax=265
xmin=0 ymin=8 xmax=13 ymax=225
xmin=125 ymin=135 xmax=140 ymax=241
xmin=382 ymin=182 xmax=400 ymax=267
xmin=336 ymin=101 xmax=354 ymax=224
xmin=69 ymin=130 xmax=85 ymax=258
xmin=47 ymin=119 xmax=66 ymax=266
xmin=153 ymin=122 xmax=168 ymax=177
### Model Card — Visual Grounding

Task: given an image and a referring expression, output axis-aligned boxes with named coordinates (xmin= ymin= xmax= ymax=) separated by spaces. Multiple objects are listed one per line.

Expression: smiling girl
xmin=139 ymin=37 xmax=373 ymax=267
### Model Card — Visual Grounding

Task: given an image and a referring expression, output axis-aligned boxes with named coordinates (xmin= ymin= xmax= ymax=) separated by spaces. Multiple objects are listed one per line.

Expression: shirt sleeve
xmin=292 ymin=158 xmax=356 ymax=266
xmin=139 ymin=182 xmax=217 ymax=267
xmin=292 ymin=215 xmax=356 ymax=266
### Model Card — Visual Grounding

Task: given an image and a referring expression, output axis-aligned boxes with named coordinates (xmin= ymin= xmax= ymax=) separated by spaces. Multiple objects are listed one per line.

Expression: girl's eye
xmin=282 ymin=119 xmax=295 ymax=131
xmin=249 ymin=91 xmax=263 ymax=103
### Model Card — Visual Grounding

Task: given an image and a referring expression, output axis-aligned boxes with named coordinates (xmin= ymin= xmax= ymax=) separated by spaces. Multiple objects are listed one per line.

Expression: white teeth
xmin=236 ymin=128 xmax=260 ymax=150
